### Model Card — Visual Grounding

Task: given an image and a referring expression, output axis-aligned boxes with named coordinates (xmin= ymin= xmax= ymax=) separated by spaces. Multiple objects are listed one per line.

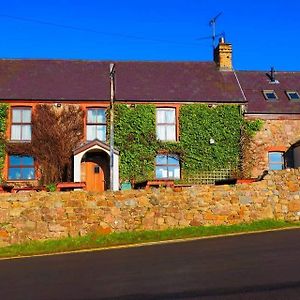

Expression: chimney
xmin=214 ymin=37 xmax=233 ymax=71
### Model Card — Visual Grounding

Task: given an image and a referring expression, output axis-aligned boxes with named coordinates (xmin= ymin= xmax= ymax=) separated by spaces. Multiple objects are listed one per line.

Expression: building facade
xmin=1 ymin=39 xmax=300 ymax=191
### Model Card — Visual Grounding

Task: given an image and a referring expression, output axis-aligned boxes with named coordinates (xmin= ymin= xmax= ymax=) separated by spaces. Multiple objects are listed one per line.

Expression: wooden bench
xmin=145 ymin=180 xmax=175 ymax=189
xmin=56 ymin=182 xmax=86 ymax=191
xmin=11 ymin=186 xmax=46 ymax=193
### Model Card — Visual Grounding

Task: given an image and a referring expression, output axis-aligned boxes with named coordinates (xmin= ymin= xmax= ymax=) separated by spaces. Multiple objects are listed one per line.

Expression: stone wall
xmin=1 ymin=168 xmax=300 ymax=247
xmin=245 ymin=119 xmax=300 ymax=177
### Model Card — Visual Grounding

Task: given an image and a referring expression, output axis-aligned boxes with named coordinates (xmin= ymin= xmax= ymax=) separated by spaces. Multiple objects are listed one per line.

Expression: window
xmin=8 ymin=155 xmax=35 ymax=180
xmin=86 ymin=108 xmax=106 ymax=141
xmin=156 ymin=108 xmax=176 ymax=141
xmin=155 ymin=154 xmax=180 ymax=179
xmin=263 ymin=90 xmax=278 ymax=101
xmin=268 ymin=152 xmax=284 ymax=170
xmin=286 ymin=91 xmax=300 ymax=101
xmin=11 ymin=107 xmax=32 ymax=141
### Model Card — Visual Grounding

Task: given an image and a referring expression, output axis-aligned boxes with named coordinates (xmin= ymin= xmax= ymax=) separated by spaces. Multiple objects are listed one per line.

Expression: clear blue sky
xmin=1 ymin=0 xmax=299 ymax=71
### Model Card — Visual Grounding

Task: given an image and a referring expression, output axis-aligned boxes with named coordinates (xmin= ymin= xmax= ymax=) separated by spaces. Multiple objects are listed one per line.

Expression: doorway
xmin=80 ymin=150 xmax=110 ymax=192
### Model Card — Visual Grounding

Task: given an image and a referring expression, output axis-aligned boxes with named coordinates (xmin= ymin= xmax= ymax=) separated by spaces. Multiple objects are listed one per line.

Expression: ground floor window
xmin=8 ymin=155 xmax=35 ymax=180
xmin=155 ymin=154 xmax=180 ymax=179
xmin=268 ymin=152 xmax=284 ymax=170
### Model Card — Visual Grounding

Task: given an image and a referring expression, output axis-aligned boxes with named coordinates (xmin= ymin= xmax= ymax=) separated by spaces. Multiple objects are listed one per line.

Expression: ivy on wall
xmin=0 ymin=103 xmax=261 ymax=184
xmin=114 ymin=104 xmax=158 ymax=182
xmin=114 ymin=103 xmax=261 ymax=182
xmin=0 ymin=104 xmax=8 ymax=181
xmin=179 ymin=104 xmax=243 ymax=175
xmin=6 ymin=104 xmax=84 ymax=184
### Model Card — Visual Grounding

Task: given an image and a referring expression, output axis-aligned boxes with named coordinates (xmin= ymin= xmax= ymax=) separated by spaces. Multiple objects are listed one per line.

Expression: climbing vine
xmin=114 ymin=103 xmax=262 ymax=182
xmin=179 ymin=104 xmax=244 ymax=175
xmin=0 ymin=104 xmax=8 ymax=181
xmin=7 ymin=104 xmax=84 ymax=184
xmin=114 ymin=104 xmax=158 ymax=181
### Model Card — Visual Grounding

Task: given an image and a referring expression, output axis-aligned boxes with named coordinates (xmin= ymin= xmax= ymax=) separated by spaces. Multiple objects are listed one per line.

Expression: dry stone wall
xmin=1 ymin=169 xmax=300 ymax=247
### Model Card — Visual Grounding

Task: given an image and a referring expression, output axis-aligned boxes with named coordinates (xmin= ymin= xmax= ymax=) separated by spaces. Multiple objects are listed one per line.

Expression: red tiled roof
xmin=0 ymin=59 xmax=244 ymax=102
xmin=237 ymin=71 xmax=300 ymax=114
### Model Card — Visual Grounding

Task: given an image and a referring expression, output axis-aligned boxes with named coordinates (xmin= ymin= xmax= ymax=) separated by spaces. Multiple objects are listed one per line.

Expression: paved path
xmin=1 ymin=229 xmax=300 ymax=299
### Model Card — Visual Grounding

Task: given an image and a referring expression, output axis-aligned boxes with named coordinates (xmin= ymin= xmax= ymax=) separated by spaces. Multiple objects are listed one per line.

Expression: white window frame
xmin=286 ymin=90 xmax=300 ymax=101
xmin=156 ymin=108 xmax=176 ymax=141
xmin=155 ymin=154 xmax=180 ymax=179
xmin=86 ymin=108 xmax=106 ymax=141
xmin=263 ymin=90 xmax=278 ymax=101
xmin=268 ymin=152 xmax=284 ymax=170
xmin=11 ymin=107 xmax=32 ymax=141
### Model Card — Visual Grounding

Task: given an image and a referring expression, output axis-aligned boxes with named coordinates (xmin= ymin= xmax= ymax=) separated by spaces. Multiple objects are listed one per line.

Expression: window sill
xmin=6 ymin=179 xmax=36 ymax=182
xmin=8 ymin=140 xmax=31 ymax=143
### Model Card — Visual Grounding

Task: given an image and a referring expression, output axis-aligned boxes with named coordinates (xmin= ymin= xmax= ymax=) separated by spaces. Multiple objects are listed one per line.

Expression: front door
xmin=85 ymin=162 xmax=105 ymax=192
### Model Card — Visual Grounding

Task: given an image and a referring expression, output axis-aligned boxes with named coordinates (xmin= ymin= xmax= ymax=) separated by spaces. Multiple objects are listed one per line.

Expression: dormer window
xmin=263 ymin=90 xmax=278 ymax=101
xmin=286 ymin=91 xmax=300 ymax=101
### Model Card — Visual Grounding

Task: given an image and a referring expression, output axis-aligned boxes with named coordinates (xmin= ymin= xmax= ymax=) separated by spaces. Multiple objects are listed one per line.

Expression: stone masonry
xmin=1 ymin=168 xmax=300 ymax=247
xmin=246 ymin=119 xmax=300 ymax=177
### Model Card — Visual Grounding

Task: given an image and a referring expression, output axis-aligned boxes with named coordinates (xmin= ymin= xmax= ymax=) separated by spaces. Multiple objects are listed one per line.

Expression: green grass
xmin=0 ymin=219 xmax=300 ymax=259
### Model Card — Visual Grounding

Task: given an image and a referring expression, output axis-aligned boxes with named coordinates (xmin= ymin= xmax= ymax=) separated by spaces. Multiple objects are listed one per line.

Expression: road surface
xmin=1 ymin=229 xmax=300 ymax=299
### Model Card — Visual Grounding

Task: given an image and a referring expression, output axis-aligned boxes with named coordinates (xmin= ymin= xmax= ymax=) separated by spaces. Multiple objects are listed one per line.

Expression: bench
xmin=11 ymin=186 xmax=46 ymax=193
xmin=145 ymin=180 xmax=175 ymax=189
xmin=56 ymin=182 xmax=86 ymax=191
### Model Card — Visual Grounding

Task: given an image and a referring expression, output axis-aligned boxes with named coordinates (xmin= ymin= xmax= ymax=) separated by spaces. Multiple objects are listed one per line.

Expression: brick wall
xmin=1 ymin=168 xmax=300 ymax=247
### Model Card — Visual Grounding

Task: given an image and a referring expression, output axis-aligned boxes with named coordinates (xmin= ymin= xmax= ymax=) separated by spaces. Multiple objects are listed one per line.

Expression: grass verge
xmin=1 ymin=219 xmax=300 ymax=259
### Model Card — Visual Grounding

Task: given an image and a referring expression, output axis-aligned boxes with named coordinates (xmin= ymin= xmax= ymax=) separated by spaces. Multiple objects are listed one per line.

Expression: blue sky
xmin=1 ymin=0 xmax=299 ymax=70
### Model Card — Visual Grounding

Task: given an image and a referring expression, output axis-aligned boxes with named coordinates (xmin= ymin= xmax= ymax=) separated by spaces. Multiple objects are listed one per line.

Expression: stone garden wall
xmin=1 ymin=168 xmax=300 ymax=247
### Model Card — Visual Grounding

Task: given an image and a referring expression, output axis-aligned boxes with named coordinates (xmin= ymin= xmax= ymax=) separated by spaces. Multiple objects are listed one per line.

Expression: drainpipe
xmin=109 ymin=63 xmax=116 ymax=190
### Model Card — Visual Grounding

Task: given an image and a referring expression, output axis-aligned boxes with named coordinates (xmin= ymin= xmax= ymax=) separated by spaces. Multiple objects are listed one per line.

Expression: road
xmin=1 ymin=229 xmax=300 ymax=300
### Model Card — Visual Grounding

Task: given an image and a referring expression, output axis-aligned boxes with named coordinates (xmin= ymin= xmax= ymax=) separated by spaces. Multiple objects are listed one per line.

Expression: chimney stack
xmin=214 ymin=37 xmax=233 ymax=71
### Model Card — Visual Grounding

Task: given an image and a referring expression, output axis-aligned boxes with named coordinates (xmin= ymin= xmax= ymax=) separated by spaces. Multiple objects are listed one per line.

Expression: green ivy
xmin=114 ymin=104 xmax=158 ymax=181
xmin=114 ymin=103 xmax=260 ymax=182
xmin=0 ymin=104 xmax=8 ymax=181
xmin=180 ymin=104 xmax=243 ymax=175
xmin=244 ymin=119 xmax=264 ymax=137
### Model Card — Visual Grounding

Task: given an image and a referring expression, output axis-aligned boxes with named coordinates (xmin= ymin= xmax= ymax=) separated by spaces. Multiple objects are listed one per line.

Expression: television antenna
xmin=197 ymin=12 xmax=224 ymax=49
xmin=209 ymin=12 xmax=222 ymax=49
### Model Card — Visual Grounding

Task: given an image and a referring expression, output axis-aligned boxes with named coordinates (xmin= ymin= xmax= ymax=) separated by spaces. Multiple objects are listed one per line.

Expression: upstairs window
xmin=11 ymin=107 xmax=32 ymax=141
xmin=268 ymin=152 xmax=284 ymax=170
xmin=286 ymin=91 xmax=300 ymax=101
xmin=86 ymin=108 xmax=106 ymax=141
xmin=156 ymin=108 xmax=176 ymax=141
xmin=263 ymin=90 xmax=278 ymax=101
xmin=155 ymin=154 xmax=180 ymax=179
xmin=8 ymin=155 xmax=35 ymax=180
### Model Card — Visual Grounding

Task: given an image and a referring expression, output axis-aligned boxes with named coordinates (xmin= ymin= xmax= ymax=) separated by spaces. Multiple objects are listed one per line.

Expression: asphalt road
xmin=1 ymin=229 xmax=300 ymax=300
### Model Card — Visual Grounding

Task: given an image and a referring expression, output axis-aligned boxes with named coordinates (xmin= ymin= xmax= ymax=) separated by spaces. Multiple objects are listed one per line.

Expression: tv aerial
xmin=197 ymin=12 xmax=224 ymax=49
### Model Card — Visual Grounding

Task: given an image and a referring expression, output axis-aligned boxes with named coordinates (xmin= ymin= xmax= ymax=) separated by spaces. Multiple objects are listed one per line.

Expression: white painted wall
xmin=73 ymin=145 xmax=119 ymax=191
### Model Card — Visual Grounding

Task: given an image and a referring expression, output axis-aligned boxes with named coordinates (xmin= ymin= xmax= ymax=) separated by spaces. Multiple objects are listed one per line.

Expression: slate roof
xmin=237 ymin=71 xmax=300 ymax=114
xmin=0 ymin=60 xmax=110 ymax=100
xmin=115 ymin=61 xmax=244 ymax=102
xmin=0 ymin=59 xmax=244 ymax=102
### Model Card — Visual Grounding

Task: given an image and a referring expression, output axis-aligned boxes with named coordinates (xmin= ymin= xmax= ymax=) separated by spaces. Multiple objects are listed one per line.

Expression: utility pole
xmin=109 ymin=63 xmax=116 ymax=190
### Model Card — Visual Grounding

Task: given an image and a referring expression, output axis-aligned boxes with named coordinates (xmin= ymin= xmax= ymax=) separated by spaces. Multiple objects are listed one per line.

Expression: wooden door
xmin=85 ymin=162 xmax=105 ymax=192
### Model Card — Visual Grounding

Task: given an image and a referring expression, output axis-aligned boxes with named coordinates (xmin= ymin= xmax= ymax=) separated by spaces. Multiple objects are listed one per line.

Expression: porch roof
xmin=73 ymin=139 xmax=119 ymax=156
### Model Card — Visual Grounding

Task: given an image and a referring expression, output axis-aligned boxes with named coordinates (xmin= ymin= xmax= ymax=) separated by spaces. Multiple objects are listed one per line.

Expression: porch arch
xmin=73 ymin=140 xmax=119 ymax=191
